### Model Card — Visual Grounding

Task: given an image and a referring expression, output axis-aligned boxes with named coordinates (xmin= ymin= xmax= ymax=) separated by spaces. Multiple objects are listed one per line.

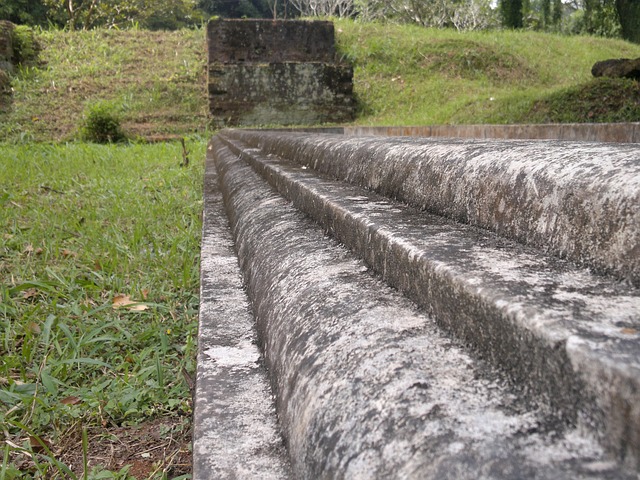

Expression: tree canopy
xmin=1 ymin=0 xmax=638 ymax=43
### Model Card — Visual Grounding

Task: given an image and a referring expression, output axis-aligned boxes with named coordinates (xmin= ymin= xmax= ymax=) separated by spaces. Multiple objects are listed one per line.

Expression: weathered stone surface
xmin=207 ymin=19 xmax=336 ymax=64
xmin=344 ymin=123 xmax=640 ymax=143
xmin=208 ymin=63 xmax=354 ymax=127
xmin=219 ymin=132 xmax=640 ymax=470
xmin=192 ymin=146 xmax=291 ymax=479
xmin=207 ymin=19 xmax=355 ymax=127
xmin=0 ymin=20 xmax=14 ymax=74
xmin=209 ymin=136 xmax=636 ymax=478
xmin=592 ymin=58 xmax=640 ymax=80
xmin=224 ymin=130 xmax=640 ymax=286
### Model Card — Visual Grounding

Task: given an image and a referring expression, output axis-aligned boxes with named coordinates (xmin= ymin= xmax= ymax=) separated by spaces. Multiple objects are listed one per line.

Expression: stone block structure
xmin=195 ymin=128 xmax=640 ymax=478
xmin=0 ymin=21 xmax=15 ymax=106
xmin=0 ymin=20 xmax=14 ymax=73
xmin=207 ymin=19 xmax=355 ymax=127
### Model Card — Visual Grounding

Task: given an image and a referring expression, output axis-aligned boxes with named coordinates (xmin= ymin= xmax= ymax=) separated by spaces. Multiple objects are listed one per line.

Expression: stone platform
xmin=194 ymin=129 xmax=640 ymax=479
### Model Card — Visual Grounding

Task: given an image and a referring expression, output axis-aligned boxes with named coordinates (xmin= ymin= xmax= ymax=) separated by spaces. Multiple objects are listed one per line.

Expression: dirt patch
xmin=12 ymin=416 xmax=192 ymax=479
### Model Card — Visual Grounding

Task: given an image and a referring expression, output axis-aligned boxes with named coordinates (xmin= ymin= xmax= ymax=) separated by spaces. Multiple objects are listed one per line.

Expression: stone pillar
xmin=207 ymin=19 xmax=355 ymax=127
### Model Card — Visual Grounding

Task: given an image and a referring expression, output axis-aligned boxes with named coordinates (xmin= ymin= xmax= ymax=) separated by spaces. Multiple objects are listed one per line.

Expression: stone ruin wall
xmin=0 ymin=21 xmax=14 ymax=100
xmin=207 ymin=19 xmax=355 ymax=127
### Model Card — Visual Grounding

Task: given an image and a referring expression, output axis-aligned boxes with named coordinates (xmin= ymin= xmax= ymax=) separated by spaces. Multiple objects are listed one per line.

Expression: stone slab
xmin=224 ymin=130 xmax=640 ymax=286
xmin=192 ymin=143 xmax=291 ymax=479
xmin=343 ymin=124 xmax=640 ymax=144
xmin=218 ymin=133 xmax=640 ymax=470
xmin=210 ymin=136 xmax=635 ymax=478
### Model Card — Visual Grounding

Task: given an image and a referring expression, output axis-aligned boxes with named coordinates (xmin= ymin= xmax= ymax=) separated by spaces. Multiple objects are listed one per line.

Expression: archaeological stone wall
xmin=207 ymin=19 xmax=355 ymax=127
xmin=0 ymin=21 xmax=14 ymax=104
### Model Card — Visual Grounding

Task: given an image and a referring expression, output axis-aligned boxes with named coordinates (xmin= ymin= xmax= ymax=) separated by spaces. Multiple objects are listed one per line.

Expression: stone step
xmin=223 ymin=130 xmax=640 ymax=286
xmin=206 ymin=135 xmax=635 ymax=479
xmin=192 ymin=149 xmax=292 ymax=479
xmin=213 ymin=131 xmax=640 ymax=474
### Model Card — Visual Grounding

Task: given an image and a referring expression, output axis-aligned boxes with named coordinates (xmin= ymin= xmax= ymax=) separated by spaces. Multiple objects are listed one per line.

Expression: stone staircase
xmin=193 ymin=129 xmax=640 ymax=479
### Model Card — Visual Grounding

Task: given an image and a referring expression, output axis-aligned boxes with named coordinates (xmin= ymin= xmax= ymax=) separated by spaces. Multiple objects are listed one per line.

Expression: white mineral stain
xmin=205 ymin=342 xmax=260 ymax=368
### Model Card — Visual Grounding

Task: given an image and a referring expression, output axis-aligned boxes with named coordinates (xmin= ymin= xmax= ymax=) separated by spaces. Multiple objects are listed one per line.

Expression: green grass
xmin=335 ymin=19 xmax=640 ymax=124
xmin=0 ymin=140 xmax=205 ymax=478
xmin=1 ymin=27 xmax=208 ymax=143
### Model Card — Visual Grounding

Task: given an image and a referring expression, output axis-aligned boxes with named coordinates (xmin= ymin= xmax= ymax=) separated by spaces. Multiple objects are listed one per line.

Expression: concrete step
xmin=193 ymin=151 xmax=292 ymax=479
xmin=212 ymin=131 xmax=640 ymax=474
xmin=223 ymin=130 xmax=640 ymax=286
xmin=206 ymin=136 xmax=636 ymax=479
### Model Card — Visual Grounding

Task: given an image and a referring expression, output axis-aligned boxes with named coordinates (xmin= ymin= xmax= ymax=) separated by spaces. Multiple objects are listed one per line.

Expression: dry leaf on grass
xmin=112 ymin=294 xmax=149 ymax=311
xmin=22 ymin=288 xmax=38 ymax=300
xmin=29 ymin=435 xmax=53 ymax=453
xmin=27 ymin=322 xmax=41 ymax=334
xmin=61 ymin=249 xmax=77 ymax=258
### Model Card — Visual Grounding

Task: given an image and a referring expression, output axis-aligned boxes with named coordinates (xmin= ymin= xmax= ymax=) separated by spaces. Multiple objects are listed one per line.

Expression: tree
xmin=500 ymin=0 xmax=524 ymax=27
xmin=198 ymin=0 xmax=272 ymax=17
xmin=0 ymin=0 xmax=50 ymax=26
xmin=451 ymin=0 xmax=497 ymax=31
xmin=288 ymin=0 xmax=355 ymax=17
xmin=615 ymin=0 xmax=640 ymax=42
xmin=582 ymin=0 xmax=621 ymax=36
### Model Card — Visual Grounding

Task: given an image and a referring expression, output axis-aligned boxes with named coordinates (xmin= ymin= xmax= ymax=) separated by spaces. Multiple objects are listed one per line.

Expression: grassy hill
xmin=1 ymin=28 xmax=208 ymax=143
xmin=335 ymin=19 xmax=640 ymax=125
xmin=1 ymin=21 xmax=640 ymax=142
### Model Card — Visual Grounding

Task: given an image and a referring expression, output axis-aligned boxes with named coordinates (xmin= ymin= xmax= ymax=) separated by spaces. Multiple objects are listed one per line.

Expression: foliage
xmin=0 ymin=0 xmax=49 ymax=26
xmin=0 ymin=141 xmax=204 ymax=477
xmin=198 ymin=0 xmax=275 ymax=18
xmin=500 ymin=0 xmax=524 ymax=28
xmin=615 ymin=0 xmax=640 ymax=43
xmin=289 ymin=0 xmax=354 ymax=17
xmin=80 ymin=101 xmax=127 ymax=143
xmin=39 ymin=0 xmax=205 ymax=30
xmin=580 ymin=0 xmax=622 ymax=37
xmin=353 ymin=0 xmax=497 ymax=30
xmin=11 ymin=25 xmax=41 ymax=66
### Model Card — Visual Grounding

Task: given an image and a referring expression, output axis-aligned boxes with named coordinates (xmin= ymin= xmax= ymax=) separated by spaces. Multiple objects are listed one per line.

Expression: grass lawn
xmin=1 ymin=28 xmax=208 ymax=143
xmin=335 ymin=19 xmax=640 ymax=125
xmin=1 ymin=140 xmax=205 ymax=478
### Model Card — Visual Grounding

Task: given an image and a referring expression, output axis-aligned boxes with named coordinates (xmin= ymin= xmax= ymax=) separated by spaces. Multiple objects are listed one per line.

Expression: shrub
xmin=11 ymin=25 xmax=40 ymax=66
xmin=80 ymin=101 xmax=127 ymax=143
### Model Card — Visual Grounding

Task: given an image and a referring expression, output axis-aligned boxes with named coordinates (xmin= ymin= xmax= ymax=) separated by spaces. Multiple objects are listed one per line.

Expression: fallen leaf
xmin=29 ymin=435 xmax=52 ymax=453
xmin=22 ymin=288 xmax=38 ymax=300
xmin=621 ymin=328 xmax=638 ymax=335
xmin=61 ymin=249 xmax=77 ymax=258
xmin=27 ymin=322 xmax=41 ymax=334
xmin=112 ymin=294 xmax=148 ymax=311
xmin=141 ymin=289 xmax=149 ymax=300
xmin=60 ymin=396 xmax=82 ymax=405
